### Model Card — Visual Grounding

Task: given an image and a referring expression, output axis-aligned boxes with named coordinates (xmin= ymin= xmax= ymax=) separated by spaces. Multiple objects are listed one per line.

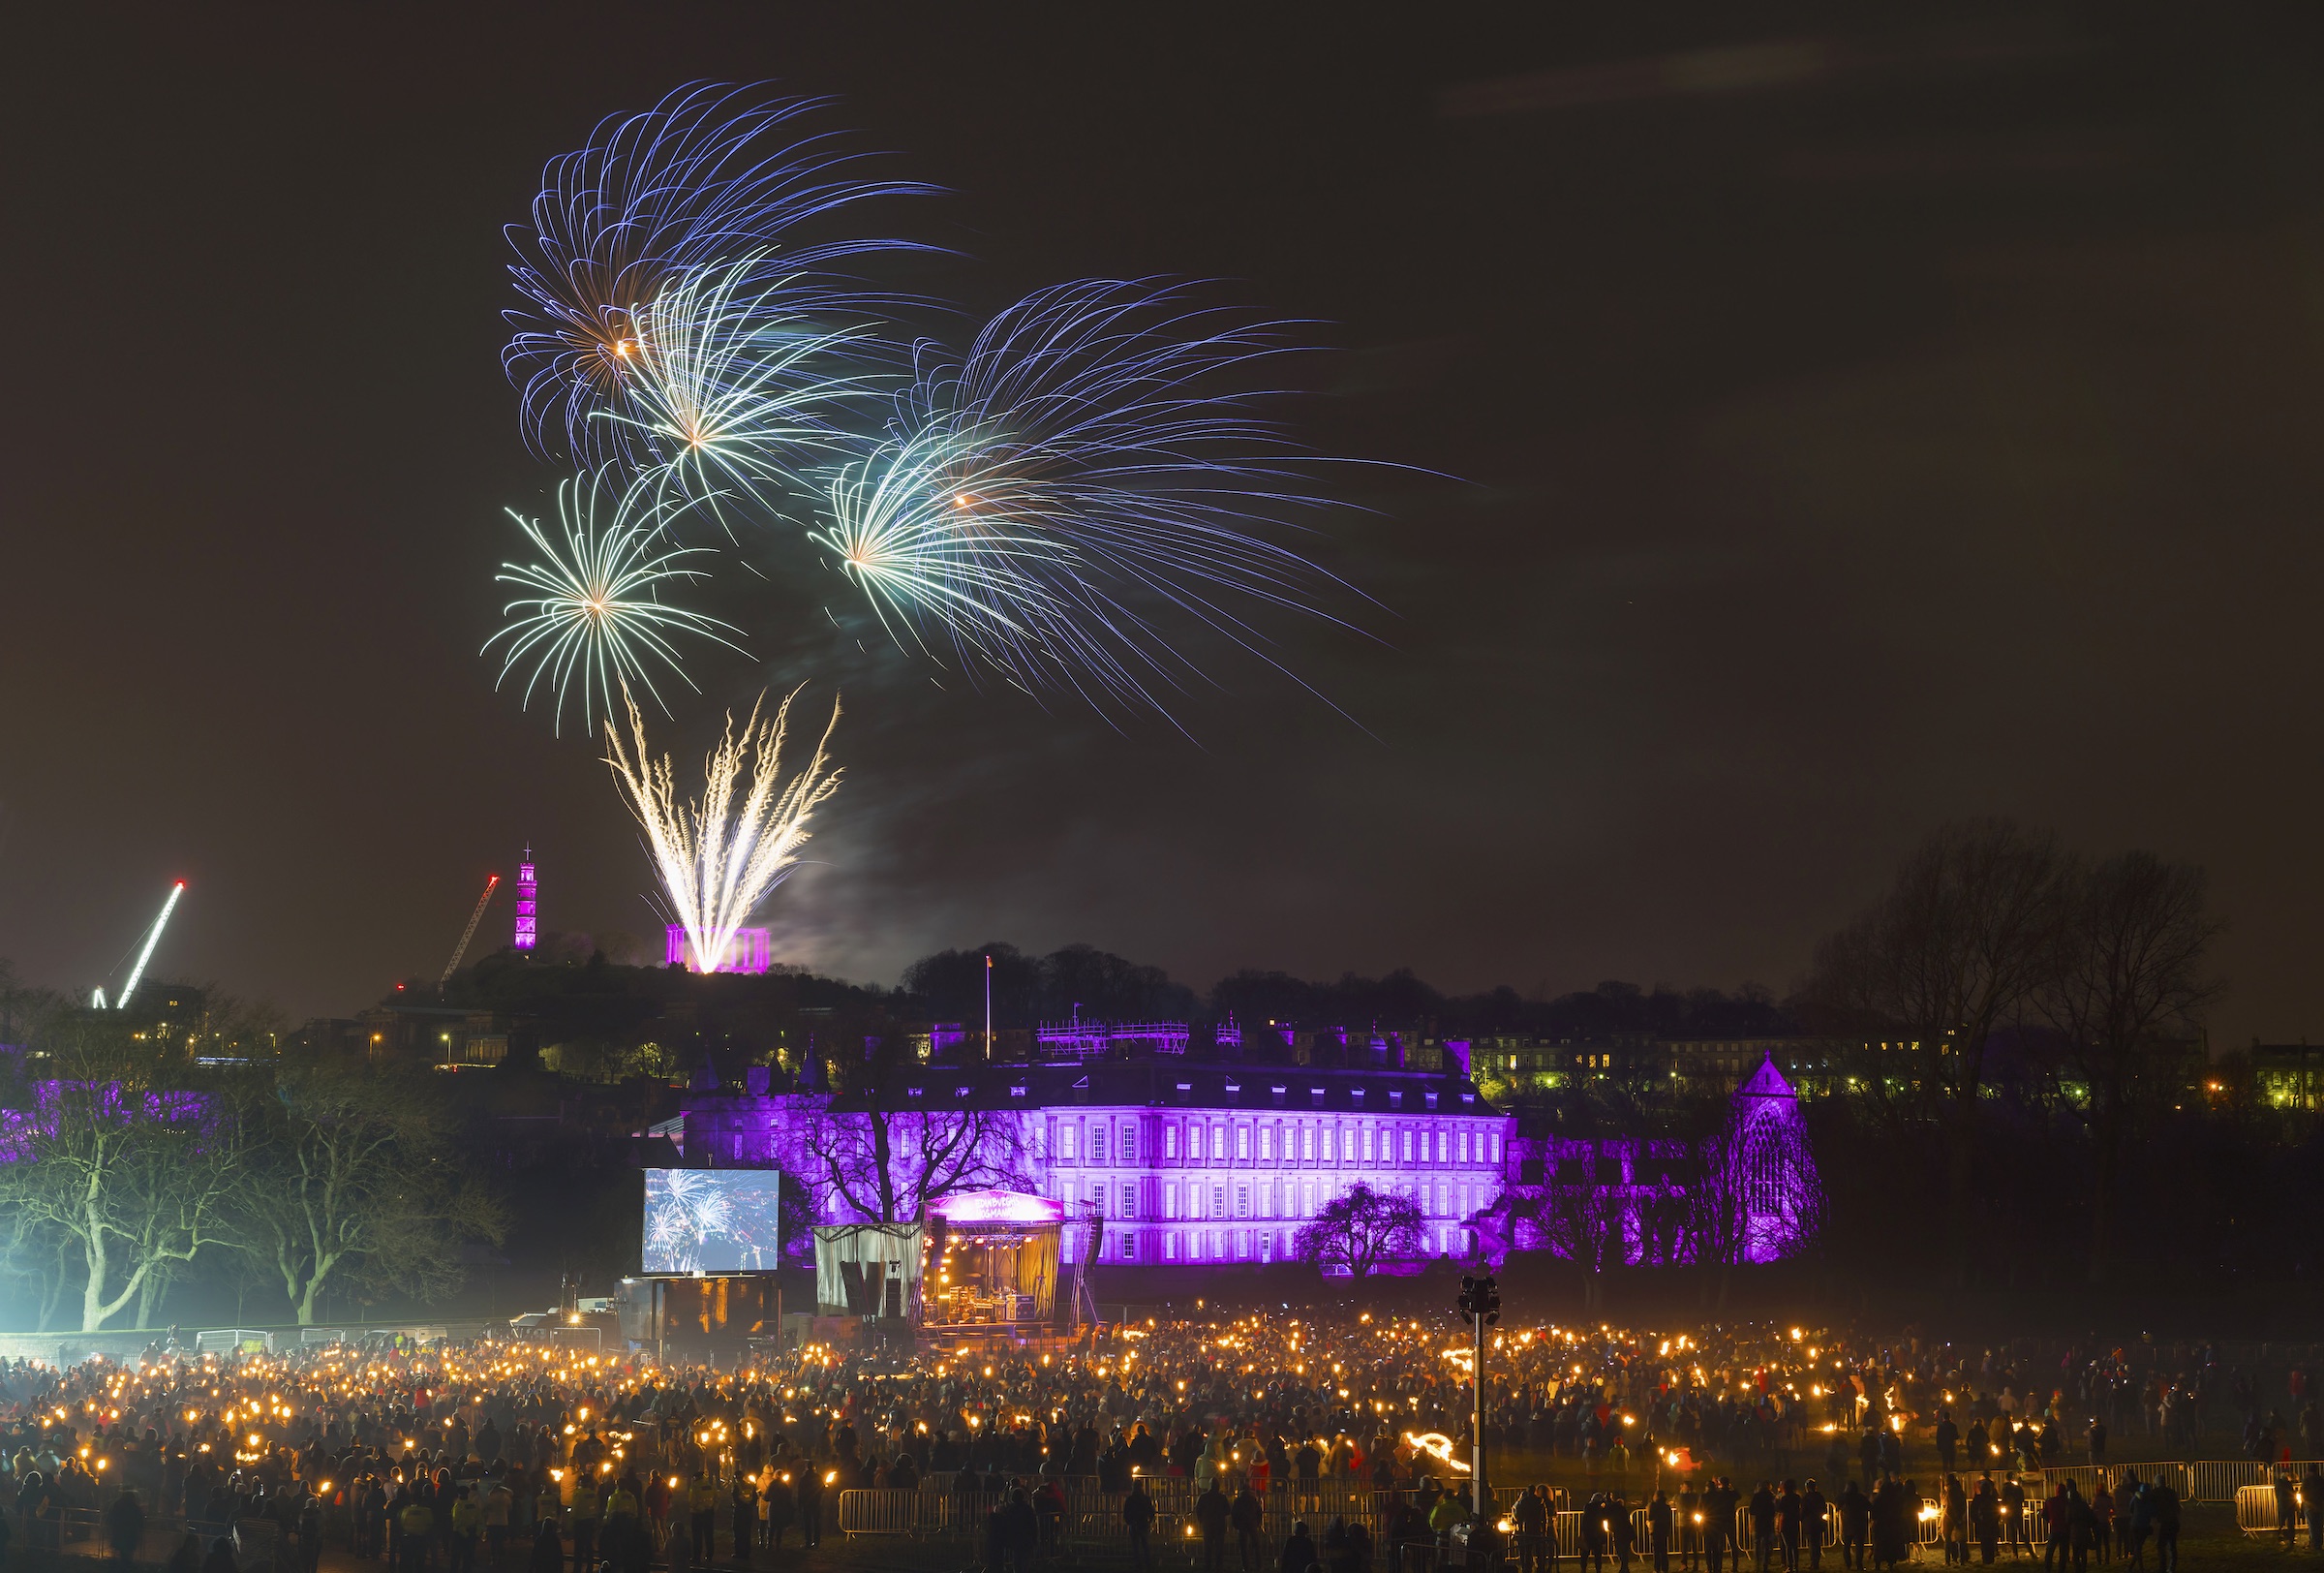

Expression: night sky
xmin=8 ymin=6 xmax=2324 ymax=1040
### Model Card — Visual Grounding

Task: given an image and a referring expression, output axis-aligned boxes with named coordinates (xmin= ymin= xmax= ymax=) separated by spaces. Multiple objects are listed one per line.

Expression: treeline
xmin=901 ymin=941 xmax=1793 ymax=1040
xmin=425 ymin=928 xmax=1796 ymax=1068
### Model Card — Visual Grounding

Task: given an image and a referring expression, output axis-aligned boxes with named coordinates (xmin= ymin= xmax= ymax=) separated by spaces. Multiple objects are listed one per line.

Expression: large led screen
xmin=641 ymin=1169 xmax=782 ymax=1274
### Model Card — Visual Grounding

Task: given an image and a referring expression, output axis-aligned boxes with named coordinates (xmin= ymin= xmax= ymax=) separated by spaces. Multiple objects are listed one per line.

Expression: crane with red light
xmin=439 ymin=874 xmax=502 ymax=992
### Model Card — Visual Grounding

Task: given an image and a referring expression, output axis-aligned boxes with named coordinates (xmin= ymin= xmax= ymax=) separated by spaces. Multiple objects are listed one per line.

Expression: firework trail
xmin=597 ymin=253 xmax=887 ymax=527
xmin=809 ymin=278 xmax=1367 ymax=723
xmin=505 ymin=81 xmax=933 ymax=467
xmin=603 ymin=685 xmax=842 ymax=976
xmin=484 ymin=471 xmax=746 ymax=736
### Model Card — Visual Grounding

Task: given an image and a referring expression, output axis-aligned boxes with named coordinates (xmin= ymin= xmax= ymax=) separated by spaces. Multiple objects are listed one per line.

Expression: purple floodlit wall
xmin=1478 ymin=1057 xmax=1819 ymax=1268
xmin=665 ymin=925 xmax=772 ymax=974
xmin=0 ymin=1082 xmax=215 ymax=1162
xmin=512 ymin=848 xmax=537 ymax=951
xmin=1730 ymin=1057 xmax=1820 ymax=1263
xmin=680 ymin=1073 xmax=1514 ymax=1271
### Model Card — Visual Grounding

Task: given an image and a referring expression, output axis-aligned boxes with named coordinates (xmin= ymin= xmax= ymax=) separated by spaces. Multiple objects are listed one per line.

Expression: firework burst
xmin=504 ymin=80 xmax=933 ymax=466
xmin=485 ymin=472 xmax=746 ymax=735
xmin=603 ymin=686 xmax=842 ymax=976
xmin=597 ymin=253 xmax=886 ymax=526
xmin=809 ymin=278 xmax=1366 ymax=722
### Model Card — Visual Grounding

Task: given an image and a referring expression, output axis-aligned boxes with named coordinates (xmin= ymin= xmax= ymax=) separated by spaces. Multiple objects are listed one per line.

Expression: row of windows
xmin=1061 ymin=1224 xmax=1476 ymax=1265
xmin=1050 ymin=1117 xmax=1501 ymax=1169
xmin=1054 ymin=1177 xmax=1488 ymax=1223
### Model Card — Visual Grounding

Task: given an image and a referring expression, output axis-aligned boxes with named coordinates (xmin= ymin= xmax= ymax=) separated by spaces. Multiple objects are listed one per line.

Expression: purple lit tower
xmin=1732 ymin=1057 xmax=1820 ymax=1262
xmin=512 ymin=846 xmax=537 ymax=951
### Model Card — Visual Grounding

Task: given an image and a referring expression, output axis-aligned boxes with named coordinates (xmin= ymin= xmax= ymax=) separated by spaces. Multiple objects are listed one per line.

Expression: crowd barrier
xmin=848 ymin=1464 xmax=2324 ymax=1551
xmin=2236 ymin=1484 xmax=2293 ymax=1538
xmin=2182 ymin=1459 xmax=2321 ymax=1502
xmin=2026 ymin=1460 xmax=2324 ymax=1504
xmin=839 ymin=1484 xmax=1961 ymax=1557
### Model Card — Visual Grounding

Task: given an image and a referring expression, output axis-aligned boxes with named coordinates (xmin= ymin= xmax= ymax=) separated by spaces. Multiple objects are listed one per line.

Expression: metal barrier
xmin=2237 ymin=1484 xmax=2293 ymax=1538
xmin=852 ymin=1471 xmax=2312 ymax=1551
xmin=2028 ymin=1465 xmax=2146 ymax=1501
xmin=838 ymin=1491 xmax=960 ymax=1537
xmin=2184 ymin=1460 xmax=2319 ymax=1503
xmin=2023 ymin=1460 xmax=2324 ymax=1505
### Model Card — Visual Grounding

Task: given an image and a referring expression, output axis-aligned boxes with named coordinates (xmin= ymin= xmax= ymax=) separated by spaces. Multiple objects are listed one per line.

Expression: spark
xmin=810 ymin=278 xmax=1370 ymax=726
xmin=602 ymin=686 xmax=841 ymax=976
xmin=485 ymin=472 xmax=746 ymax=735
xmin=503 ymin=80 xmax=933 ymax=467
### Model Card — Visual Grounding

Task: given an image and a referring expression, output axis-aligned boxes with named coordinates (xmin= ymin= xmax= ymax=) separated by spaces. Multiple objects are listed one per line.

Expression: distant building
xmin=355 ymin=1002 xmax=519 ymax=1068
xmin=1663 ymin=1036 xmax=1834 ymax=1095
xmin=2251 ymin=1042 xmax=2324 ymax=1109
xmin=665 ymin=926 xmax=772 ymax=974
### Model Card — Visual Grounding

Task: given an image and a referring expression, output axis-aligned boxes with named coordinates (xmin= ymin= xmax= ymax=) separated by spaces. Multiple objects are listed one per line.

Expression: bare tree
xmin=2036 ymin=850 xmax=2222 ymax=1285
xmin=1523 ymin=1149 xmax=1629 ymax=1311
xmin=1685 ymin=1124 xmax=1755 ymax=1309
xmin=1805 ymin=819 xmax=2070 ymax=1284
xmin=797 ymin=1100 xmax=1032 ymax=1222
xmin=0 ymin=1019 xmax=244 ymax=1330
xmin=1291 ymin=1183 xmax=1424 ymax=1279
xmin=236 ymin=1053 xmax=506 ymax=1322
xmin=785 ymin=1040 xmax=1033 ymax=1222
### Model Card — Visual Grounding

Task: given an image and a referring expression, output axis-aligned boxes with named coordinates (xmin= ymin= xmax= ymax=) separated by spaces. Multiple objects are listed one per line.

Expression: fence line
xmin=2234 ymin=1482 xmax=2315 ymax=1539
xmin=840 ymin=1485 xmax=1964 ymax=1554
xmin=848 ymin=1461 xmax=2322 ymax=1548
xmin=2027 ymin=1459 xmax=2324 ymax=1504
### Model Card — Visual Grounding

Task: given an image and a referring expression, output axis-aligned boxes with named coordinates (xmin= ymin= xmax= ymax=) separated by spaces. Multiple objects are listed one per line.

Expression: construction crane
xmin=95 ymin=879 xmax=187 ymax=1011
xmin=440 ymin=875 xmax=501 ymax=991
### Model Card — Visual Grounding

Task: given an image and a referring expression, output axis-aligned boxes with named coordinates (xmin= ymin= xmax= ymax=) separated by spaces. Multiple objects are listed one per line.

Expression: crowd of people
xmin=0 ymin=1314 xmax=2302 ymax=1573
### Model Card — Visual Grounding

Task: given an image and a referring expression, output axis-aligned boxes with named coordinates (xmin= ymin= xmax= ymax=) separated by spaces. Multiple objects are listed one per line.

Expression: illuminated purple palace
xmin=681 ymin=1056 xmax=1514 ymax=1271
xmin=675 ymin=1037 xmax=1819 ymax=1275
xmin=512 ymin=846 xmax=537 ymax=951
xmin=665 ymin=925 xmax=772 ymax=974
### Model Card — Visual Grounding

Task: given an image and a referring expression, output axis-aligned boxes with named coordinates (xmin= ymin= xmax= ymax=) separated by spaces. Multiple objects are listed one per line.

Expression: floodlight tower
xmin=512 ymin=846 xmax=537 ymax=950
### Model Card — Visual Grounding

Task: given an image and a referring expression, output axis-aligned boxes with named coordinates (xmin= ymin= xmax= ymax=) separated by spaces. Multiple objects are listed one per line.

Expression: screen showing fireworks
xmin=641 ymin=1168 xmax=783 ymax=1275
